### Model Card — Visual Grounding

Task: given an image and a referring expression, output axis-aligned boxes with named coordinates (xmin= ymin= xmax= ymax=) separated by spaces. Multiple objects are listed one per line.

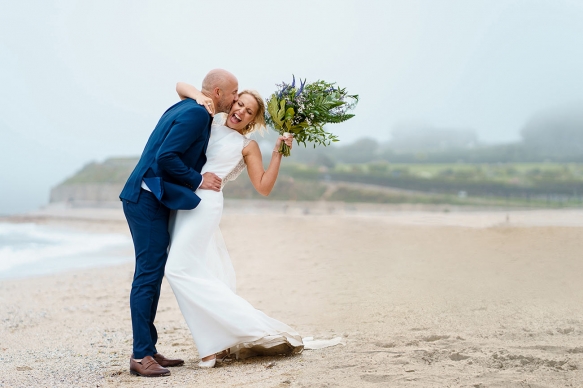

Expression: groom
xmin=119 ymin=69 xmax=239 ymax=377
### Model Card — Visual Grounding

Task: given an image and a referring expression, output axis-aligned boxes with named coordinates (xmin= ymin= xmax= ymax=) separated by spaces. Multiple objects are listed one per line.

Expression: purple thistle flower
xmin=295 ymin=78 xmax=306 ymax=97
xmin=278 ymin=84 xmax=289 ymax=99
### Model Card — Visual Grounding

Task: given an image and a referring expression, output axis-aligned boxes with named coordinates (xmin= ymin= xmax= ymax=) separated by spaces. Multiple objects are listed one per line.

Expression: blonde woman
xmin=164 ymin=82 xmax=302 ymax=368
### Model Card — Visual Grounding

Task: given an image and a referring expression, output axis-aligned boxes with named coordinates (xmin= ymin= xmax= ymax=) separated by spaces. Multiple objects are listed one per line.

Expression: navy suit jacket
xmin=120 ymin=99 xmax=211 ymax=210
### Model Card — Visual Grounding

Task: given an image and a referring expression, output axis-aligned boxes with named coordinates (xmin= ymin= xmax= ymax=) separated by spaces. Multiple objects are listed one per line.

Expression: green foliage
xmin=328 ymin=186 xmax=465 ymax=205
xmin=223 ymin=172 xmax=327 ymax=201
xmin=277 ymin=161 xmax=583 ymax=203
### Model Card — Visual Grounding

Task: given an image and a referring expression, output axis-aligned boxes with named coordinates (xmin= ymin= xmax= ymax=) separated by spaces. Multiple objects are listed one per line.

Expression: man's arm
xmin=156 ymin=107 xmax=208 ymax=190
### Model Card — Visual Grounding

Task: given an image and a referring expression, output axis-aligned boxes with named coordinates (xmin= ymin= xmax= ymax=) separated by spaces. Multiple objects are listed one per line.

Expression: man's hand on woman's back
xmin=200 ymin=172 xmax=222 ymax=192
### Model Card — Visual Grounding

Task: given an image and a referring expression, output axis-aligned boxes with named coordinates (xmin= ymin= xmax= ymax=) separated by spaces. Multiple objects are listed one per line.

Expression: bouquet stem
xmin=278 ymin=142 xmax=291 ymax=157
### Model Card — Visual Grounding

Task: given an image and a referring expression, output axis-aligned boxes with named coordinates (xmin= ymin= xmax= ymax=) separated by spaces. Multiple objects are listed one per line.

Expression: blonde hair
xmin=239 ymin=89 xmax=266 ymax=135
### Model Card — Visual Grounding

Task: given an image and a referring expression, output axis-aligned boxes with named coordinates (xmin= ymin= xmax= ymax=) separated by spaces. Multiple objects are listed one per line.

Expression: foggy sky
xmin=1 ymin=0 xmax=583 ymax=214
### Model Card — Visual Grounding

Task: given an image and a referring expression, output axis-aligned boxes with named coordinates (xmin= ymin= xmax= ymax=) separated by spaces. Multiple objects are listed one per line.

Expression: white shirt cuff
xmin=141 ymin=180 xmax=151 ymax=192
xmin=142 ymin=180 xmax=202 ymax=192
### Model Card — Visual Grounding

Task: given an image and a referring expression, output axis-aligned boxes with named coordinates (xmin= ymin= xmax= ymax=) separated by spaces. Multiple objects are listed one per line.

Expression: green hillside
xmin=55 ymin=156 xmax=583 ymax=208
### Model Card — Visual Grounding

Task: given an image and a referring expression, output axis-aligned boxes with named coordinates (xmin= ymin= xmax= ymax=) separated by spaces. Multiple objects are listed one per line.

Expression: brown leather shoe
xmin=130 ymin=355 xmax=170 ymax=377
xmin=154 ymin=352 xmax=184 ymax=367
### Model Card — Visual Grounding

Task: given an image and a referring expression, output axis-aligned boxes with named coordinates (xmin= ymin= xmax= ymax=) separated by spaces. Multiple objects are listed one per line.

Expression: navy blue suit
xmin=120 ymin=98 xmax=211 ymax=359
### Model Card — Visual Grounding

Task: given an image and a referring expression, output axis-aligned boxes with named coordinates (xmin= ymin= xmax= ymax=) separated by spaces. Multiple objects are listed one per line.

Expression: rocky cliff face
xmin=50 ymin=183 xmax=125 ymax=207
xmin=49 ymin=157 xmax=137 ymax=207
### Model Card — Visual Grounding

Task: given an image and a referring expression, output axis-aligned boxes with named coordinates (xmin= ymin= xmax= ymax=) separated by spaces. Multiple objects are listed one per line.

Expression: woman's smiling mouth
xmin=229 ymin=113 xmax=242 ymax=124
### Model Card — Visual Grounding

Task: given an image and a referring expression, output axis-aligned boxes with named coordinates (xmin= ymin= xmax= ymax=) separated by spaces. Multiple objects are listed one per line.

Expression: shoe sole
xmin=130 ymin=370 xmax=170 ymax=377
xmin=161 ymin=362 xmax=184 ymax=367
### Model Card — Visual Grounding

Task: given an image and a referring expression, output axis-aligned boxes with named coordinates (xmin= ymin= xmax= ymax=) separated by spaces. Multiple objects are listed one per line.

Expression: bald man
xmin=119 ymin=69 xmax=238 ymax=377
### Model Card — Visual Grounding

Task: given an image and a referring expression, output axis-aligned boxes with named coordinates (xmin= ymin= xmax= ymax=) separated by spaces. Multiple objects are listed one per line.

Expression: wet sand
xmin=1 ymin=207 xmax=583 ymax=387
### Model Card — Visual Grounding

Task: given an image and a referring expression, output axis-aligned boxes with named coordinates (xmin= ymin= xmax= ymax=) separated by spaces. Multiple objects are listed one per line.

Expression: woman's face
xmin=226 ymin=93 xmax=258 ymax=131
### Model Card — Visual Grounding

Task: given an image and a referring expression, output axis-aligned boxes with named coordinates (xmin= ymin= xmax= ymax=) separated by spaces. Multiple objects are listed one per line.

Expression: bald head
xmin=202 ymin=69 xmax=237 ymax=91
xmin=201 ymin=69 xmax=239 ymax=113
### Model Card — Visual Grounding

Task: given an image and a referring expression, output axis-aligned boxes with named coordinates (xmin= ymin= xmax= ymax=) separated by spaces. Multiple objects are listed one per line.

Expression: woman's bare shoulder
xmin=243 ymin=139 xmax=260 ymax=154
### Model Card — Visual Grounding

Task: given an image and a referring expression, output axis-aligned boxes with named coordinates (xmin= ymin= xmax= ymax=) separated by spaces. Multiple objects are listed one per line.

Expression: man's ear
xmin=214 ymin=87 xmax=221 ymax=98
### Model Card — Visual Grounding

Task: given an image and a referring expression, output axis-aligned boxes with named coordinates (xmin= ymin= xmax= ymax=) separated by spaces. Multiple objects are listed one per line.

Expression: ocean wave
xmin=0 ymin=223 xmax=131 ymax=273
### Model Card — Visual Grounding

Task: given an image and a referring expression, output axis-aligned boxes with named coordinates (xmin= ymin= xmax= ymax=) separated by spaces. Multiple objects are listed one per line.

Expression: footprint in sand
xmin=421 ymin=334 xmax=450 ymax=342
xmin=374 ymin=341 xmax=396 ymax=348
xmin=449 ymin=352 xmax=470 ymax=361
xmin=360 ymin=374 xmax=395 ymax=383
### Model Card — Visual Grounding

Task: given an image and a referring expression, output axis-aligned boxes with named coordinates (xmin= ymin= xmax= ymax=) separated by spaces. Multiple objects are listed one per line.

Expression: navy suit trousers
xmin=122 ymin=189 xmax=170 ymax=359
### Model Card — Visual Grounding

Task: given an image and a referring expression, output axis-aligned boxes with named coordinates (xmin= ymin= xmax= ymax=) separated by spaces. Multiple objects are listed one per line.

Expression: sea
xmin=0 ymin=222 xmax=133 ymax=280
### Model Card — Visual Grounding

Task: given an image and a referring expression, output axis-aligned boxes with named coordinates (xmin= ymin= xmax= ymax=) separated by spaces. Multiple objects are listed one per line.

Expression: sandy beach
xmin=2 ymin=207 xmax=583 ymax=387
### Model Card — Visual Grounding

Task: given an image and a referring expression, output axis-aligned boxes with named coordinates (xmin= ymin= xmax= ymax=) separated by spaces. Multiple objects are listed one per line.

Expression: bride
xmin=164 ymin=82 xmax=302 ymax=367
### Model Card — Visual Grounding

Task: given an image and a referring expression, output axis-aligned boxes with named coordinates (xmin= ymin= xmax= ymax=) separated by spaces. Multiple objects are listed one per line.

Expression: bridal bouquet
xmin=265 ymin=76 xmax=358 ymax=156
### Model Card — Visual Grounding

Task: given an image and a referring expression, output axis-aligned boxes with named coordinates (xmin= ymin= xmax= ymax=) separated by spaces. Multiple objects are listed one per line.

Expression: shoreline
xmin=4 ymin=201 xmax=583 ymax=229
xmin=2 ymin=206 xmax=583 ymax=386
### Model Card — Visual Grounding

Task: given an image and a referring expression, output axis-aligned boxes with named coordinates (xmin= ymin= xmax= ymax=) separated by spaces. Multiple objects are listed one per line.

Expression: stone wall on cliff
xmin=49 ymin=157 xmax=137 ymax=207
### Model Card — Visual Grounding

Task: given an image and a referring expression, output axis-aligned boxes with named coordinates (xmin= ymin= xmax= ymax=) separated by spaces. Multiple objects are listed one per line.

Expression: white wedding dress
xmin=165 ymin=117 xmax=306 ymax=359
